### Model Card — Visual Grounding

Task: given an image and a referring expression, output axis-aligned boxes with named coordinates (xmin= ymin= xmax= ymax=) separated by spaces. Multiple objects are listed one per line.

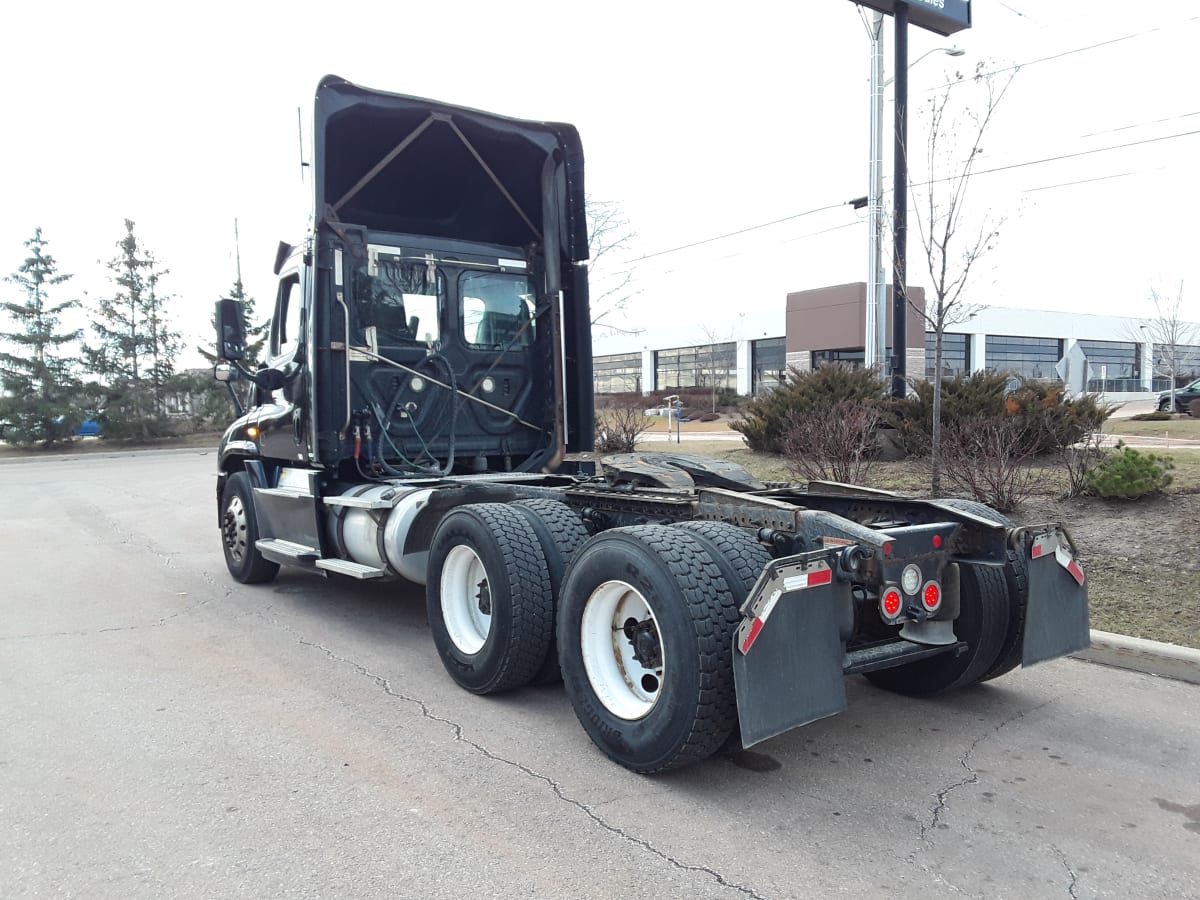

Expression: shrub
xmin=1084 ymin=444 xmax=1174 ymax=499
xmin=782 ymin=401 xmax=881 ymax=484
xmin=940 ymin=415 xmax=1039 ymax=512
xmin=594 ymin=394 xmax=650 ymax=454
xmin=886 ymin=371 xmax=1009 ymax=455
xmin=887 ymin=374 xmax=1113 ymax=457
xmin=732 ymin=364 xmax=887 ymax=454
xmin=1191 ymin=399 xmax=1200 ymax=418
xmin=1130 ymin=411 xmax=1172 ymax=421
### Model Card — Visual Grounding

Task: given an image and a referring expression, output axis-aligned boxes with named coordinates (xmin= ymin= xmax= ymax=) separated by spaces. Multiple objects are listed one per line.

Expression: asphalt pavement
xmin=1 ymin=450 xmax=1198 ymax=899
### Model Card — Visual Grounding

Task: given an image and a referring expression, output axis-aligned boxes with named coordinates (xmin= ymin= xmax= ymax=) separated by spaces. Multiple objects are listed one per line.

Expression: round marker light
xmin=932 ymin=534 xmax=943 ymax=549
xmin=881 ymin=588 xmax=902 ymax=618
xmin=901 ymin=564 xmax=922 ymax=595
xmin=923 ymin=581 xmax=941 ymax=611
xmin=246 ymin=426 xmax=260 ymax=438
xmin=480 ymin=376 xmax=496 ymax=394
xmin=410 ymin=376 xmax=425 ymax=392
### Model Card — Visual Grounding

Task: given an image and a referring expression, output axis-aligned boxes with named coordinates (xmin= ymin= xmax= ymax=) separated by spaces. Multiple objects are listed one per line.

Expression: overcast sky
xmin=2 ymin=0 xmax=1196 ymax=365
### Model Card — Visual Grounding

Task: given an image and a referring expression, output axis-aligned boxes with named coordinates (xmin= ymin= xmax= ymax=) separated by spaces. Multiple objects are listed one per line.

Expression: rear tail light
xmin=881 ymin=587 xmax=903 ymax=620
xmin=922 ymin=581 xmax=941 ymax=612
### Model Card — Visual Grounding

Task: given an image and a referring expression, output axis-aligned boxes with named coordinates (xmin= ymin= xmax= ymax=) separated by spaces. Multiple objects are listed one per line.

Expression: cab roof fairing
xmin=311 ymin=75 xmax=589 ymax=264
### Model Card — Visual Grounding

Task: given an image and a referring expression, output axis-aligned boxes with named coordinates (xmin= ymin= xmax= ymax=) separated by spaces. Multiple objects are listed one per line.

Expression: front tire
xmin=426 ymin=504 xmax=554 ymax=694
xmin=220 ymin=471 xmax=279 ymax=584
xmin=558 ymin=526 xmax=740 ymax=773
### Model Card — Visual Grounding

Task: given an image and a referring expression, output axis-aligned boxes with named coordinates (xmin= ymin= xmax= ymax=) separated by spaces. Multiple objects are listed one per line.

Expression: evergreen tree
xmin=0 ymin=227 xmax=82 ymax=445
xmin=85 ymin=220 xmax=180 ymax=438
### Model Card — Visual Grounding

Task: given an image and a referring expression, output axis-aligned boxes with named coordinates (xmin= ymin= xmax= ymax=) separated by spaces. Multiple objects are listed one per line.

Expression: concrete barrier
xmin=1071 ymin=630 xmax=1200 ymax=686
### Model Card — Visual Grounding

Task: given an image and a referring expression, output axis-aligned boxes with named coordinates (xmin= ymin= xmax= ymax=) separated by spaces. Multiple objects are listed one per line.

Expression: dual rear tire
xmin=426 ymin=512 xmax=763 ymax=772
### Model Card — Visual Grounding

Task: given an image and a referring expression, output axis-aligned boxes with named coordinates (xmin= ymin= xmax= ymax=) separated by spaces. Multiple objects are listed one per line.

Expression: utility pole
xmin=866 ymin=11 xmax=887 ymax=373
xmin=891 ymin=2 xmax=909 ymax=398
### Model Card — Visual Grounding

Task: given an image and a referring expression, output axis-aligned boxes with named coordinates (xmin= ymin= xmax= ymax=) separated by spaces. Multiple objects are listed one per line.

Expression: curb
xmin=1071 ymin=630 xmax=1200 ymax=686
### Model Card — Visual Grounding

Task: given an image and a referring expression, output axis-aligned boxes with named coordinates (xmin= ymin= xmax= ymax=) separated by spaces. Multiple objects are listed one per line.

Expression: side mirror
xmin=214 ymin=363 xmax=240 ymax=383
xmin=215 ymin=299 xmax=246 ymax=361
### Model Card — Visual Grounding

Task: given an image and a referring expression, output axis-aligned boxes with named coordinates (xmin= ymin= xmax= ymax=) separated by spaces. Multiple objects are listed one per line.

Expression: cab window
xmin=271 ymin=274 xmax=302 ymax=358
xmin=461 ymin=272 xmax=535 ymax=349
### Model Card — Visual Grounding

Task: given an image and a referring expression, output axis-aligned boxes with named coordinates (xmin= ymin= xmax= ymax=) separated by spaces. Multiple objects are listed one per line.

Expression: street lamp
xmin=865 ymin=12 xmax=964 ymax=374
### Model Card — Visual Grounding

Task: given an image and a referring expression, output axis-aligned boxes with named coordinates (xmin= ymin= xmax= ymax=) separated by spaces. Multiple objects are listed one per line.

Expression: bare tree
xmin=695 ymin=324 xmax=735 ymax=413
xmin=909 ymin=62 xmax=1019 ymax=496
xmin=587 ymin=198 xmax=643 ymax=336
xmin=1138 ymin=282 xmax=1197 ymax=412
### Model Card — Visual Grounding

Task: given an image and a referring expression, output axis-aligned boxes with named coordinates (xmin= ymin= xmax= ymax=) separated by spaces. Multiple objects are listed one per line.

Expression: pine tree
xmin=85 ymin=219 xmax=180 ymax=438
xmin=0 ymin=227 xmax=82 ymax=445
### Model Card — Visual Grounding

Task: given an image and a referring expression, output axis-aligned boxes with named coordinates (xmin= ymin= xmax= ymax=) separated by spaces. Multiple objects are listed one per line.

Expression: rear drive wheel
xmin=672 ymin=521 xmax=771 ymax=599
xmin=558 ymin=526 xmax=740 ymax=773
xmin=513 ymin=499 xmax=590 ymax=685
xmin=426 ymin=504 xmax=554 ymax=694
xmin=936 ymin=498 xmax=1029 ymax=683
xmin=672 ymin=520 xmax=772 ymax=753
xmin=864 ymin=560 xmax=1009 ymax=696
xmin=220 ymin=471 xmax=279 ymax=584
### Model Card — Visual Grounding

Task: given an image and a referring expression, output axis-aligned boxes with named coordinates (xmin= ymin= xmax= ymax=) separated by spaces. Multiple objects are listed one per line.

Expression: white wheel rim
xmin=441 ymin=544 xmax=492 ymax=654
xmin=580 ymin=580 xmax=665 ymax=720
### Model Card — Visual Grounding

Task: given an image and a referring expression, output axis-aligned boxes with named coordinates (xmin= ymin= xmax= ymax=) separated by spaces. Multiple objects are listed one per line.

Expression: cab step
xmin=314 ymin=558 xmax=386 ymax=579
xmin=256 ymin=538 xmax=319 ymax=562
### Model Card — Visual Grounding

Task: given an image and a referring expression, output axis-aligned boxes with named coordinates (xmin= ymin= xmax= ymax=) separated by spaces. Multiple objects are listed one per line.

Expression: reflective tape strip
xmin=740 ymin=618 xmax=765 ymax=655
xmin=782 ymin=567 xmax=833 ymax=592
xmin=1031 ymin=533 xmax=1058 ymax=559
xmin=1056 ymin=544 xmax=1085 ymax=586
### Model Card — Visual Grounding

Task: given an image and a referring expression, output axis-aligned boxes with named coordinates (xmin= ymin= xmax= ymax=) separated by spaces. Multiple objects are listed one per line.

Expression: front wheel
xmin=558 ymin=526 xmax=740 ymax=773
xmin=220 ymin=471 xmax=279 ymax=584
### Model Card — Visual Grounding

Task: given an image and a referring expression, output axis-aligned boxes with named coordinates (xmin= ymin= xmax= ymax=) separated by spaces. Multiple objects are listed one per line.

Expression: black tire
xmin=426 ymin=503 xmax=554 ymax=694
xmin=220 ymin=471 xmax=280 ymax=584
xmin=557 ymin=525 xmax=740 ymax=773
xmin=671 ymin=521 xmax=771 ymax=753
xmin=1158 ymin=398 xmax=1171 ymax=412
xmin=936 ymin=498 xmax=1028 ymax=683
xmin=863 ymin=560 xmax=1009 ymax=696
xmin=672 ymin=521 xmax=771 ymax=601
xmin=513 ymin=499 xmax=590 ymax=685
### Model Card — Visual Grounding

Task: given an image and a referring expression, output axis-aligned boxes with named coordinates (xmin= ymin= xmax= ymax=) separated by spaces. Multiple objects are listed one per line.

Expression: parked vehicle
xmin=212 ymin=77 xmax=1090 ymax=772
xmin=1157 ymin=378 xmax=1200 ymax=414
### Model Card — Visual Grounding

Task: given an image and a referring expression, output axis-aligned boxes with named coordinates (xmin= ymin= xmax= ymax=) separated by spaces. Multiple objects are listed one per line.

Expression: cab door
xmin=256 ymin=267 xmax=310 ymax=464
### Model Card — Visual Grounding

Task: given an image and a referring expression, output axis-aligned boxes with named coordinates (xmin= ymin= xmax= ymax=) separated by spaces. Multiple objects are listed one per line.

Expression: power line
xmin=925 ymin=15 xmax=1200 ymax=92
xmin=1081 ymin=110 xmax=1200 ymax=139
xmin=632 ymin=202 xmax=846 ymax=262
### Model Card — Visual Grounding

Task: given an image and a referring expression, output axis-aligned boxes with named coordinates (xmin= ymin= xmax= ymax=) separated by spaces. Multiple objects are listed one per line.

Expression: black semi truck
xmin=212 ymin=76 xmax=1089 ymax=773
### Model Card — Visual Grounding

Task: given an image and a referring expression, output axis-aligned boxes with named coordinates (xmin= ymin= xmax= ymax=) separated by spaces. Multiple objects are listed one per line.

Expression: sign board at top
xmin=851 ymin=0 xmax=972 ymax=37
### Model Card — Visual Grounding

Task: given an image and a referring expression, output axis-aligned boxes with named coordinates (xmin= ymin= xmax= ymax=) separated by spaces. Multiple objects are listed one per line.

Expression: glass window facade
xmin=925 ymin=332 xmax=970 ymax=378
xmin=593 ymin=352 xmax=643 ymax=395
xmin=655 ymin=342 xmax=737 ymax=392
xmin=1078 ymin=339 xmax=1140 ymax=392
xmin=751 ymin=337 xmax=786 ymax=394
xmin=811 ymin=348 xmax=868 ymax=368
xmin=1150 ymin=344 xmax=1200 ymax=390
xmin=984 ymin=335 xmax=1062 ymax=381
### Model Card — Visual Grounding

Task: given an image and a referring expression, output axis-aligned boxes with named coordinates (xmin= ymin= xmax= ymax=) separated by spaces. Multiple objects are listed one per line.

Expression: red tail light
xmin=881 ymin=588 xmax=902 ymax=619
xmin=923 ymin=581 xmax=941 ymax=611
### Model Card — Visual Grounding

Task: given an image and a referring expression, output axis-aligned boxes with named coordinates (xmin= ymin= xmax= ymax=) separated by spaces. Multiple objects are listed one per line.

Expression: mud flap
xmin=1021 ymin=527 xmax=1090 ymax=666
xmin=732 ymin=550 xmax=851 ymax=748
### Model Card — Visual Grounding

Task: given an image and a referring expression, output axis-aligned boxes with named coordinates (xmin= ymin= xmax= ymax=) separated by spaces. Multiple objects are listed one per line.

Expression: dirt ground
xmin=1016 ymin=491 xmax=1200 ymax=649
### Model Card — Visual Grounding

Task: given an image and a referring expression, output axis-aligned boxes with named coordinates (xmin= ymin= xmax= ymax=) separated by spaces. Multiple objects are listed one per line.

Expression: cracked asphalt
xmin=2 ymin=449 xmax=1198 ymax=899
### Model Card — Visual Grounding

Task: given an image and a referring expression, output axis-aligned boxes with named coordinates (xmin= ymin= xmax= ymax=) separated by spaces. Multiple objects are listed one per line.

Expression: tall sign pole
xmin=891 ymin=3 xmax=909 ymax=398
xmin=847 ymin=0 xmax=972 ymax=396
xmin=866 ymin=12 xmax=886 ymax=373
